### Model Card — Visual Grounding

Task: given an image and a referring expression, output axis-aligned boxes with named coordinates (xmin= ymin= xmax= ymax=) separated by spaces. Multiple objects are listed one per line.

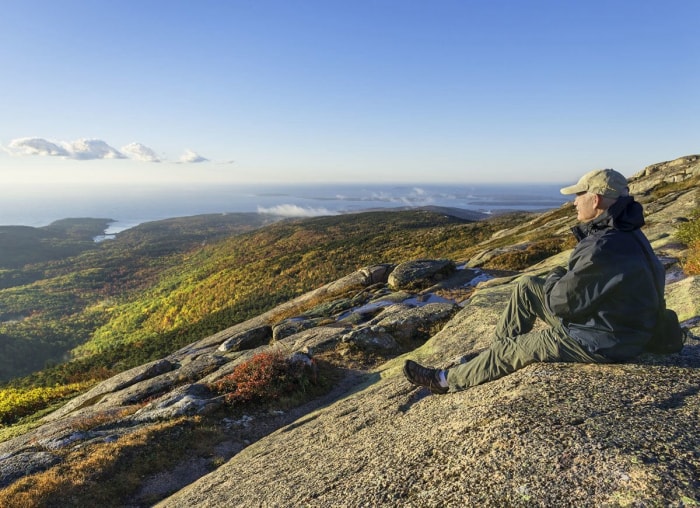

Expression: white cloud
xmin=121 ymin=142 xmax=161 ymax=162
xmin=180 ymin=149 xmax=208 ymax=163
xmin=5 ymin=137 xmax=125 ymax=160
xmin=7 ymin=137 xmax=70 ymax=157
xmin=257 ymin=204 xmax=336 ymax=217
xmin=65 ymin=139 xmax=125 ymax=160
xmin=5 ymin=137 xmax=212 ymax=165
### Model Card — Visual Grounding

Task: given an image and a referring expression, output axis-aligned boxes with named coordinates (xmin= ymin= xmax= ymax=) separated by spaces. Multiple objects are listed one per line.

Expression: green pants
xmin=446 ymin=275 xmax=608 ymax=392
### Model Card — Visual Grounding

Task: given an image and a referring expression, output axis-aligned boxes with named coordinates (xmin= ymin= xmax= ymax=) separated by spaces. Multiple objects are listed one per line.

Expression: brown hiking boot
xmin=403 ymin=360 xmax=448 ymax=395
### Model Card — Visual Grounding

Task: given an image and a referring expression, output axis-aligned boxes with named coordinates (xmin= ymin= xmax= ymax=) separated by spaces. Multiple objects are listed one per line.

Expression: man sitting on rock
xmin=404 ymin=168 xmax=664 ymax=394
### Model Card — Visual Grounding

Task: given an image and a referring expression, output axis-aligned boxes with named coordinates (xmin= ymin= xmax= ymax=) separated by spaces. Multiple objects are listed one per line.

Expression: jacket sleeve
xmin=545 ymin=237 xmax=626 ymax=320
xmin=543 ymin=266 xmax=566 ymax=295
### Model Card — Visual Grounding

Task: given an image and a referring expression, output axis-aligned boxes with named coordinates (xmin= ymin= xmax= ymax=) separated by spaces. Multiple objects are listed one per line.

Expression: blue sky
xmin=1 ymin=0 xmax=698 ymax=185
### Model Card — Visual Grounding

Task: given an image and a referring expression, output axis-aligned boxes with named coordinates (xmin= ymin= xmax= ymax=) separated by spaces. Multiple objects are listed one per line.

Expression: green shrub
xmin=675 ymin=209 xmax=700 ymax=245
xmin=675 ymin=209 xmax=700 ymax=275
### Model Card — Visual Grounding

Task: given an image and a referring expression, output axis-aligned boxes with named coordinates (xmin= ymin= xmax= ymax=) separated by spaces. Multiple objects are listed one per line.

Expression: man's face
xmin=574 ymin=192 xmax=599 ymax=222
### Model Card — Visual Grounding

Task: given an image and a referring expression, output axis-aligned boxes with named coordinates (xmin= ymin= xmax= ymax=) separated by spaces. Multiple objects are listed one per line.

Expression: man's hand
xmin=547 ymin=266 xmax=566 ymax=279
xmin=544 ymin=266 xmax=567 ymax=293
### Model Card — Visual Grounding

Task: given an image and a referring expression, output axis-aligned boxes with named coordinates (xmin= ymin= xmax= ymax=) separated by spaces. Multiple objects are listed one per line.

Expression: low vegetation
xmin=0 ymin=381 xmax=94 ymax=425
xmin=210 ymin=351 xmax=318 ymax=405
xmin=677 ymin=209 xmax=700 ymax=275
xmin=0 ymin=417 xmax=205 ymax=507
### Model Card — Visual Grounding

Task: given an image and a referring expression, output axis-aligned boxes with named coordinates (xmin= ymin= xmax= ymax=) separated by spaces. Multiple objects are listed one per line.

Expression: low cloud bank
xmin=368 ymin=187 xmax=434 ymax=205
xmin=257 ymin=204 xmax=337 ymax=217
xmin=4 ymin=137 xmax=208 ymax=164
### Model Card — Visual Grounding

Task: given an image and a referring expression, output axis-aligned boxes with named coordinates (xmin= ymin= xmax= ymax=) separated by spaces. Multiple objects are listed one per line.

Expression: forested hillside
xmin=0 ymin=218 xmax=111 ymax=271
xmin=0 ymin=213 xmax=277 ymax=382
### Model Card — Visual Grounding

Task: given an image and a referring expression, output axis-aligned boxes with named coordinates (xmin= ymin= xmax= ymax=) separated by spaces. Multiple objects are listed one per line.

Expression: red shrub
xmin=211 ymin=351 xmax=313 ymax=404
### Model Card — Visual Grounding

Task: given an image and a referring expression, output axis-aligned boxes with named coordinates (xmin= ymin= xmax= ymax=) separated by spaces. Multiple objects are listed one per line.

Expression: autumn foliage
xmin=0 ymin=381 xmax=93 ymax=425
xmin=676 ymin=209 xmax=700 ymax=275
xmin=210 ymin=351 xmax=316 ymax=405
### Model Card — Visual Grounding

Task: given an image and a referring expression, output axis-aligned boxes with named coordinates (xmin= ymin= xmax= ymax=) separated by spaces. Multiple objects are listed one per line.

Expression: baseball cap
xmin=560 ymin=169 xmax=629 ymax=198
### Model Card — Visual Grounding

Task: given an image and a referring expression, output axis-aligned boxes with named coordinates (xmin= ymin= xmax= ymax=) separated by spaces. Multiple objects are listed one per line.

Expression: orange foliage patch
xmin=210 ymin=351 xmax=315 ymax=404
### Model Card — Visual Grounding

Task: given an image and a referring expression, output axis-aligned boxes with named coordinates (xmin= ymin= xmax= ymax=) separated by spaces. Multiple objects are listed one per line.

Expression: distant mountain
xmin=0 ymin=218 xmax=112 ymax=269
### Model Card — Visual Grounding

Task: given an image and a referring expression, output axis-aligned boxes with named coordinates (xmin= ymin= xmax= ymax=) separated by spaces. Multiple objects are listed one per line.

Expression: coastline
xmin=0 ymin=182 xmax=569 ymax=232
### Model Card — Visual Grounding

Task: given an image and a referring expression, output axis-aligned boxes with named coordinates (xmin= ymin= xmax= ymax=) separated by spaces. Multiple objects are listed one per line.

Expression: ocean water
xmin=1 ymin=182 xmax=570 ymax=234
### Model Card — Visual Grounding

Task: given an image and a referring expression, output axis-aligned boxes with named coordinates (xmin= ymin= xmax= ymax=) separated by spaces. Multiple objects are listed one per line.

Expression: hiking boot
xmin=403 ymin=360 xmax=448 ymax=395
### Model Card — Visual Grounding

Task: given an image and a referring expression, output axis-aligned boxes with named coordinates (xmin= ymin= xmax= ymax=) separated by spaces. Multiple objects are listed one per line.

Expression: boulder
xmin=369 ymin=302 xmax=460 ymax=342
xmin=217 ymin=325 xmax=271 ymax=352
xmin=340 ymin=327 xmax=400 ymax=352
xmin=272 ymin=318 xmax=319 ymax=340
xmin=388 ymin=259 xmax=456 ymax=290
xmin=132 ymin=384 xmax=223 ymax=422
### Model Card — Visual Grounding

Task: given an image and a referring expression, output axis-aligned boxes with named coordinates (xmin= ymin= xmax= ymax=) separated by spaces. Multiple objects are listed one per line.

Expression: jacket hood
xmin=573 ymin=196 xmax=645 ymax=239
xmin=605 ymin=196 xmax=645 ymax=231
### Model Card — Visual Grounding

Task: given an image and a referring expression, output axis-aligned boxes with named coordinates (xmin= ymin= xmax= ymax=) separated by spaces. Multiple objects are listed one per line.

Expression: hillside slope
xmin=0 ymin=155 xmax=698 ymax=506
